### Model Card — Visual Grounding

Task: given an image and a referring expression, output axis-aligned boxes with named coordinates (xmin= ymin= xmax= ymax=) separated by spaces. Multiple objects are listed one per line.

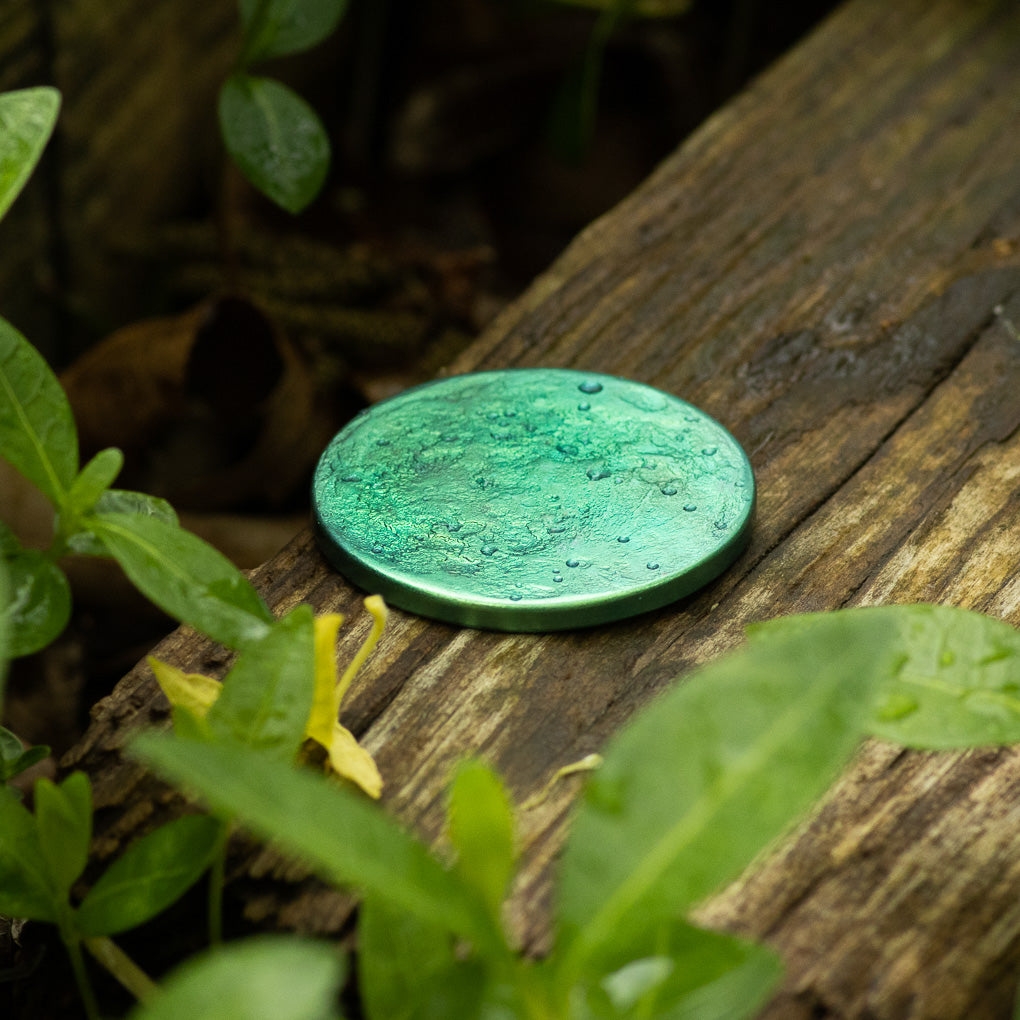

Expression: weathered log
xmin=65 ymin=0 xmax=1020 ymax=1017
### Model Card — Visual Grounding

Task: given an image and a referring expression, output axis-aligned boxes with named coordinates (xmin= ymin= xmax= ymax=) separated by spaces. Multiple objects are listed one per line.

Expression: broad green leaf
xmin=35 ymin=771 xmax=92 ymax=900
xmin=749 ymin=605 xmax=1020 ymax=749
xmin=207 ymin=605 xmax=315 ymax=756
xmin=91 ymin=512 xmax=272 ymax=649
xmin=0 ymin=316 xmax=78 ymax=506
xmin=67 ymin=489 xmax=179 ymax=555
xmin=131 ymin=735 xmax=499 ymax=953
xmin=76 ymin=815 xmax=223 ymax=936
xmin=2 ymin=548 xmax=71 ymax=657
xmin=359 ymin=897 xmax=487 ymax=1020
xmin=69 ymin=447 xmax=123 ymax=513
xmin=239 ymin=0 xmax=348 ymax=64
xmin=0 ymin=87 xmax=61 ymax=221
xmin=128 ymin=936 xmax=345 ymax=1020
xmin=0 ymin=785 xmax=58 ymax=920
xmin=219 ymin=74 xmax=330 ymax=215
xmin=557 ymin=613 xmax=896 ymax=970
xmin=576 ymin=921 xmax=781 ymax=1020
xmin=447 ymin=759 xmax=516 ymax=925
xmin=0 ymin=726 xmax=50 ymax=783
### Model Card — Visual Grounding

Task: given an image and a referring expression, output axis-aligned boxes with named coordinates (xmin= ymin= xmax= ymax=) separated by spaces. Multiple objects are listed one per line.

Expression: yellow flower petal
xmin=149 ymin=657 xmax=221 ymax=718
xmin=324 ymin=722 xmax=383 ymax=799
xmin=336 ymin=596 xmax=388 ymax=703
xmin=307 ymin=613 xmax=344 ymax=748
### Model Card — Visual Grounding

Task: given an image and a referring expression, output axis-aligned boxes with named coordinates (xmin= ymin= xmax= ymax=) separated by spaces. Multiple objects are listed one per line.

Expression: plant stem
xmin=84 ymin=936 xmax=158 ymax=1003
xmin=65 ymin=935 xmax=101 ymax=1020
xmin=208 ymin=819 xmax=230 ymax=945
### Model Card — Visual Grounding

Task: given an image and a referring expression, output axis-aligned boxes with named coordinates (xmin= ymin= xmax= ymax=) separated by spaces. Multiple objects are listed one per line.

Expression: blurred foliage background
xmin=0 ymin=0 xmax=837 ymax=751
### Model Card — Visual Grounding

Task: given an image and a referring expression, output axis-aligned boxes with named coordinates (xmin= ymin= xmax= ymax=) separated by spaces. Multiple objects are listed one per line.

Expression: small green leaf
xmin=447 ymin=759 xmax=516 ymax=925
xmin=2 ymin=548 xmax=71 ymax=657
xmin=131 ymin=735 xmax=499 ymax=953
xmin=0 ymin=87 xmax=61 ymax=221
xmin=577 ymin=921 xmax=782 ymax=1020
xmin=0 ymin=786 xmax=57 ymax=920
xmin=69 ymin=447 xmax=123 ymax=513
xmin=128 ymin=936 xmax=345 ymax=1020
xmin=207 ymin=605 xmax=315 ymax=756
xmin=239 ymin=0 xmax=348 ymax=64
xmin=749 ymin=605 xmax=1020 ymax=749
xmin=219 ymin=74 xmax=330 ymax=214
xmin=90 ymin=512 xmax=272 ymax=649
xmin=558 ymin=613 xmax=896 ymax=970
xmin=359 ymin=897 xmax=486 ymax=1020
xmin=0 ymin=727 xmax=50 ymax=783
xmin=76 ymin=815 xmax=223 ymax=936
xmin=35 ymin=771 xmax=92 ymax=900
xmin=0 ymin=316 xmax=78 ymax=506
xmin=67 ymin=489 xmax=179 ymax=555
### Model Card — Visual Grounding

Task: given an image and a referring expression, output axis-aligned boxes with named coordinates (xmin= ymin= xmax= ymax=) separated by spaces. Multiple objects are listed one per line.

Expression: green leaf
xmin=67 ymin=489 xmax=179 ymax=556
xmin=128 ymin=935 xmax=345 ymax=1020
xmin=239 ymin=0 xmax=348 ymax=64
xmin=557 ymin=613 xmax=896 ymax=971
xmin=219 ymin=74 xmax=330 ymax=215
xmin=0 ymin=786 xmax=57 ymax=920
xmin=0 ymin=727 xmax=50 ymax=783
xmin=76 ymin=815 xmax=223 ymax=936
xmin=131 ymin=735 xmax=499 ymax=953
xmin=359 ymin=897 xmax=487 ymax=1020
xmin=0 ymin=316 xmax=78 ymax=506
xmin=207 ymin=605 xmax=315 ymax=757
xmin=90 ymin=512 xmax=272 ymax=649
xmin=577 ymin=921 xmax=781 ymax=1020
xmin=0 ymin=87 xmax=61 ymax=221
xmin=69 ymin=447 xmax=123 ymax=513
xmin=35 ymin=771 xmax=92 ymax=900
xmin=2 ymin=548 xmax=71 ymax=657
xmin=749 ymin=605 xmax=1020 ymax=749
xmin=447 ymin=759 xmax=516 ymax=925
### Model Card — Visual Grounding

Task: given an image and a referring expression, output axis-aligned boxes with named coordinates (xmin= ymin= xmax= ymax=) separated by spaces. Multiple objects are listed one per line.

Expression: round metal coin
xmin=312 ymin=368 xmax=754 ymax=631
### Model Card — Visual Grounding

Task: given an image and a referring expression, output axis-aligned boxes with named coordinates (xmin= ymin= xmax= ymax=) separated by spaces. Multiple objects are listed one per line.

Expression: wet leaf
xmin=0 ymin=87 xmax=61 ymax=221
xmin=76 ymin=815 xmax=223 ymax=936
xmin=239 ymin=0 xmax=348 ymax=63
xmin=749 ymin=605 xmax=1020 ymax=749
xmin=558 ymin=613 xmax=896 ymax=968
xmin=132 ymin=735 xmax=499 ymax=953
xmin=219 ymin=74 xmax=330 ymax=214
xmin=0 ymin=786 xmax=57 ymax=920
xmin=34 ymin=772 xmax=92 ymax=901
xmin=208 ymin=605 xmax=315 ymax=757
xmin=2 ymin=548 xmax=71 ymax=657
xmin=0 ymin=317 xmax=78 ymax=506
xmin=69 ymin=447 xmax=123 ymax=513
xmin=90 ymin=512 xmax=272 ymax=649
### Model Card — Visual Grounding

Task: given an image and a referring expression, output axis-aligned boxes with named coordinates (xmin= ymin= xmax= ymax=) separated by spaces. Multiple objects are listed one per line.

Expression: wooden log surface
xmin=66 ymin=0 xmax=1020 ymax=1017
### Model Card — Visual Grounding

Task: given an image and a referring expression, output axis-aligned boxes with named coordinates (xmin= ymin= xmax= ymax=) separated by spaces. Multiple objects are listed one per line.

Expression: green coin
xmin=312 ymin=369 xmax=754 ymax=631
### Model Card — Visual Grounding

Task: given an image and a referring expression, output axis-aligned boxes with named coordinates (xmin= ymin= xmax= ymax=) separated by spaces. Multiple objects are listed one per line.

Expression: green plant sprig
xmin=135 ymin=604 xmax=1020 ymax=1020
xmin=219 ymin=0 xmax=348 ymax=214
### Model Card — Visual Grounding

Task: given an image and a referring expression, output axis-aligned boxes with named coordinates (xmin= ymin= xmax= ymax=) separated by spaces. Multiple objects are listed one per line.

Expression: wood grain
xmin=65 ymin=0 xmax=1020 ymax=1017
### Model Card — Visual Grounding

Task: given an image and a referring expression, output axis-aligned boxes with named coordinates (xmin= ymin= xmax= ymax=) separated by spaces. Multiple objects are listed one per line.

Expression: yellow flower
xmin=149 ymin=596 xmax=388 ymax=798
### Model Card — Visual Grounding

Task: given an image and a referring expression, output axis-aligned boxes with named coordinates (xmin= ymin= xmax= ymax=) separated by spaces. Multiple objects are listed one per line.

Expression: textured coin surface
xmin=312 ymin=369 xmax=754 ymax=631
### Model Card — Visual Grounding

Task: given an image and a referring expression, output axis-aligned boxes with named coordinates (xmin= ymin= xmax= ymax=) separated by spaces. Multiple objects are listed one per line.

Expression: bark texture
xmin=64 ymin=1 xmax=1020 ymax=1017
